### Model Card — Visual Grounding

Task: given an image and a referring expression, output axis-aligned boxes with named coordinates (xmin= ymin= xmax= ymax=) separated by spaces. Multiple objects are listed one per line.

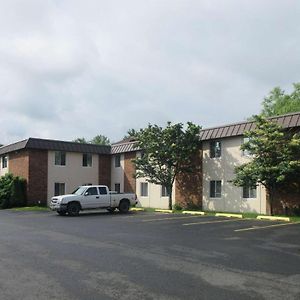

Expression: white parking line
xmin=183 ymin=218 xmax=249 ymax=226
xmin=142 ymin=215 xmax=205 ymax=222
xmin=235 ymin=222 xmax=300 ymax=232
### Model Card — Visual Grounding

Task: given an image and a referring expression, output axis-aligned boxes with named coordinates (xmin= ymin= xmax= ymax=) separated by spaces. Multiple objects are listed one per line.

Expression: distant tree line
xmin=73 ymin=134 xmax=111 ymax=145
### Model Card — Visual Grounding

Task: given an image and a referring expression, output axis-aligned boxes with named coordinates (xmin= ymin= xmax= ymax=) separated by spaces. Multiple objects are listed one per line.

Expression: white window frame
xmin=140 ymin=182 xmax=148 ymax=197
xmin=54 ymin=182 xmax=65 ymax=196
xmin=210 ymin=180 xmax=222 ymax=198
xmin=2 ymin=156 xmax=8 ymax=168
xmin=242 ymin=185 xmax=257 ymax=199
xmin=161 ymin=185 xmax=169 ymax=197
xmin=210 ymin=141 xmax=222 ymax=158
xmin=241 ymin=137 xmax=252 ymax=157
xmin=114 ymin=183 xmax=121 ymax=193
xmin=55 ymin=151 xmax=66 ymax=166
xmin=115 ymin=154 xmax=121 ymax=168
xmin=82 ymin=153 xmax=92 ymax=167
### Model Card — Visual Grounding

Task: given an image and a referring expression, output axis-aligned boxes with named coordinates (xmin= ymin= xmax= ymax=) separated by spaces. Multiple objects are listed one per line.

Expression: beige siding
xmin=47 ymin=151 xmax=99 ymax=204
xmin=202 ymin=137 xmax=267 ymax=214
xmin=136 ymin=177 xmax=175 ymax=209
xmin=111 ymin=154 xmax=124 ymax=192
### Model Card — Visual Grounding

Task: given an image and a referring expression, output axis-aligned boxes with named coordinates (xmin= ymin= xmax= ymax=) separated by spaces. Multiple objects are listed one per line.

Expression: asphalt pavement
xmin=0 ymin=210 xmax=299 ymax=300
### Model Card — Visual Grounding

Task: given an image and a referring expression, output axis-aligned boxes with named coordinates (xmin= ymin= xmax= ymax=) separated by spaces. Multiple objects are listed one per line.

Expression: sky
xmin=0 ymin=0 xmax=300 ymax=144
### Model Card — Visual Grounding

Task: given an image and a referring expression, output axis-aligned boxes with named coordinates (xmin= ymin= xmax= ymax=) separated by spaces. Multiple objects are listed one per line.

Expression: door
xmin=82 ymin=187 xmax=100 ymax=209
xmin=98 ymin=186 xmax=110 ymax=207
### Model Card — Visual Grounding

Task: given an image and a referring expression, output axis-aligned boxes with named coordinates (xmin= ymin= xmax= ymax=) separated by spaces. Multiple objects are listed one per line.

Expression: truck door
xmin=83 ymin=187 xmax=100 ymax=208
xmin=98 ymin=186 xmax=110 ymax=207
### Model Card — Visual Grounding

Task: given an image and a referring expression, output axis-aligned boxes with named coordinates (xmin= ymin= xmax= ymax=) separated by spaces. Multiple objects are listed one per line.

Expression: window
xmin=210 ymin=141 xmax=221 ymax=158
xmin=54 ymin=183 xmax=65 ymax=196
xmin=115 ymin=154 xmax=121 ymax=167
xmin=242 ymin=137 xmax=251 ymax=157
xmin=114 ymin=183 xmax=120 ymax=193
xmin=85 ymin=187 xmax=98 ymax=196
xmin=161 ymin=185 xmax=169 ymax=197
xmin=82 ymin=153 xmax=92 ymax=167
xmin=141 ymin=182 xmax=148 ymax=197
xmin=210 ymin=180 xmax=222 ymax=198
xmin=2 ymin=156 xmax=8 ymax=168
xmin=242 ymin=186 xmax=257 ymax=198
xmin=55 ymin=151 xmax=66 ymax=166
xmin=99 ymin=186 xmax=108 ymax=195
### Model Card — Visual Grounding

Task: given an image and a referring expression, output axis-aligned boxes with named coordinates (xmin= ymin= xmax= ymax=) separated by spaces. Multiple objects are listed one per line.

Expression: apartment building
xmin=0 ymin=112 xmax=299 ymax=213
xmin=0 ymin=138 xmax=111 ymax=205
xmin=111 ymin=112 xmax=300 ymax=214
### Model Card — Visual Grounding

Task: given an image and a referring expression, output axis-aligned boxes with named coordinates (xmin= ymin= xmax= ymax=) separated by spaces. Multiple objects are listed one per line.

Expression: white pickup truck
xmin=50 ymin=185 xmax=137 ymax=216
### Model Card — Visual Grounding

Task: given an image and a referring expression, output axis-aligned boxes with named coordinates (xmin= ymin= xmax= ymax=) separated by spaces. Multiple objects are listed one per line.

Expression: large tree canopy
xmin=261 ymin=83 xmax=300 ymax=117
xmin=132 ymin=122 xmax=201 ymax=210
xmin=233 ymin=115 xmax=300 ymax=215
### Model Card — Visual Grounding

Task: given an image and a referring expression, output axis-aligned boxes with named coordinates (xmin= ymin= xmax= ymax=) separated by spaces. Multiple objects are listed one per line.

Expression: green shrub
xmin=0 ymin=173 xmax=26 ymax=209
xmin=173 ymin=203 xmax=183 ymax=211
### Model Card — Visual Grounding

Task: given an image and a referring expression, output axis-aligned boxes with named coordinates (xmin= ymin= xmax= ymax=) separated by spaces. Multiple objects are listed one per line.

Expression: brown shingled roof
xmin=199 ymin=111 xmax=300 ymax=141
xmin=1 ymin=112 xmax=299 ymax=156
xmin=0 ymin=138 xmax=111 ymax=156
xmin=111 ymin=141 xmax=138 ymax=154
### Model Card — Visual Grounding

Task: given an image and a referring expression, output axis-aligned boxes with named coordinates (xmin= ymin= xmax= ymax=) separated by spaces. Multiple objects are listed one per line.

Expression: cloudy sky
xmin=0 ymin=0 xmax=299 ymax=144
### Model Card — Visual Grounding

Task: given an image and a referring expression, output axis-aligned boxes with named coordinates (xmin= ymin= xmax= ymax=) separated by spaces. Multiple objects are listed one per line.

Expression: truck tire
xmin=119 ymin=200 xmax=130 ymax=213
xmin=57 ymin=211 xmax=67 ymax=216
xmin=67 ymin=202 xmax=80 ymax=216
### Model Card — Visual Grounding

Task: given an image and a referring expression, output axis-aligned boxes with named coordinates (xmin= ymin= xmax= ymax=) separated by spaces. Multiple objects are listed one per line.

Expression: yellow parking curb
xmin=215 ymin=213 xmax=243 ymax=219
xmin=256 ymin=215 xmax=290 ymax=222
xmin=130 ymin=208 xmax=145 ymax=211
xmin=155 ymin=209 xmax=173 ymax=213
xmin=182 ymin=211 xmax=205 ymax=215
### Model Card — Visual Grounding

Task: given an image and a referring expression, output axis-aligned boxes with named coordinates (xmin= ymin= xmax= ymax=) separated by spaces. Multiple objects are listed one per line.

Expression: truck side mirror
xmin=84 ymin=192 xmax=89 ymax=196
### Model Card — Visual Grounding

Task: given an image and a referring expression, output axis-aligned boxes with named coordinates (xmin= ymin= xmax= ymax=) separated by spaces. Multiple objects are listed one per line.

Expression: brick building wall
xmin=175 ymin=149 xmax=203 ymax=209
xmin=99 ymin=154 xmax=111 ymax=187
xmin=8 ymin=149 xmax=48 ymax=205
xmin=124 ymin=152 xmax=136 ymax=193
xmin=28 ymin=150 xmax=48 ymax=205
xmin=9 ymin=150 xmax=30 ymax=180
xmin=9 ymin=150 xmax=30 ymax=200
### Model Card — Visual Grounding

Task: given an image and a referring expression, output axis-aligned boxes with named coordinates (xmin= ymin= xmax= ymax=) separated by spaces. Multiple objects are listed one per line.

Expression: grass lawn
xmin=10 ymin=206 xmax=49 ymax=212
xmin=142 ymin=207 xmax=300 ymax=222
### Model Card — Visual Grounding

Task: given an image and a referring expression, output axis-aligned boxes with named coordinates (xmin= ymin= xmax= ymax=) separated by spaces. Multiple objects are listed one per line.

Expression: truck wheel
xmin=119 ymin=200 xmax=130 ymax=213
xmin=57 ymin=211 xmax=67 ymax=216
xmin=107 ymin=208 xmax=116 ymax=213
xmin=67 ymin=202 xmax=80 ymax=216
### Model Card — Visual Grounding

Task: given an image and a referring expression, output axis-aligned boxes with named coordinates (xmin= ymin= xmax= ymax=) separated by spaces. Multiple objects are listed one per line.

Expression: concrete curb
xmin=182 ymin=211 xmax=205 ymax=215
xmin=130 ymin=208 xmax=145 ymax=211
xmin=155 ymin=209 xmax=173 ymax=213
xmin=215 ymin=213 xmax=243 ymax=219
xmin=257 ymin=215 xmax=290 ymax=222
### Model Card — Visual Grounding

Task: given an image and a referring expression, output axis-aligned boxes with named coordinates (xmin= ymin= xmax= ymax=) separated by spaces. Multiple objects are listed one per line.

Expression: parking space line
xmin=182 ymin=218 xmax=249 ymax=226
xmin=142 ymin=215 xmax=205 ymax=222
xmin=235 ymin=222 xmax=300 ymax=232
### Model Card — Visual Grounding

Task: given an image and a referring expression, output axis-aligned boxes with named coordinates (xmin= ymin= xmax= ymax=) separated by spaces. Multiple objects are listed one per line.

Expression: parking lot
xmin=0 ymin=210 xmax=299 ymax=300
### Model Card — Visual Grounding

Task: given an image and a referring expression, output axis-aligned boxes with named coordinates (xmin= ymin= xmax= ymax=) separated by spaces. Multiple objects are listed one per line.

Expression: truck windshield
xmin=72 ymin=186 xmax=86 ymax=195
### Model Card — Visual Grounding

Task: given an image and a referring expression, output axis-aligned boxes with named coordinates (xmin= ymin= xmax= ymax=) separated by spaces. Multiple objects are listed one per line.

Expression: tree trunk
xmin=168 ymin=186 xmax=173 ymax=210
xmin=268 ymin=184 xmax=275 ymax=216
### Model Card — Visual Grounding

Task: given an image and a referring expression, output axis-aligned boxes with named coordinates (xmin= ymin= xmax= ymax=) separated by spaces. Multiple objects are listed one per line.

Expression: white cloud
xmin=0 ymin=0 xmax=300 ymax=144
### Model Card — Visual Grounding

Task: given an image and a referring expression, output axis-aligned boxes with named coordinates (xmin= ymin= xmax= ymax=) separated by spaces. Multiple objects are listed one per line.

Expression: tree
xmin=233 ymin=115 xmax=300 ymax=215
xmin=132 ymin=122 xmax=201 ymax=210
xmin=261 ymin=83 xmax=300 ymax=117
xmin=73 ymin=137 xmax=87 ymax=144
xmin=0 ymin=173 xmax=26 ymax=209
xmin=90 ymin=135 xmax=110 ymax=145
xmin=73 ymin=135 xmax=111 ymax=145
